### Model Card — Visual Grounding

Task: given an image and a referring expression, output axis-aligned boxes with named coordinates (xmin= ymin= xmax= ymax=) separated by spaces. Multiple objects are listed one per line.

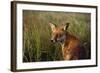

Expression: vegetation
xmin=23 ymin=10 xmax=91 ymax=62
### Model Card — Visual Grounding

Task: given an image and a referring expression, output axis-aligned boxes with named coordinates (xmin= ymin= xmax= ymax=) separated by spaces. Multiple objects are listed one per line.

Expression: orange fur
xmin=61 ymin=32 xmax=81 ymax=60
xmin=49 ymin=23 xmax=86 ymax=60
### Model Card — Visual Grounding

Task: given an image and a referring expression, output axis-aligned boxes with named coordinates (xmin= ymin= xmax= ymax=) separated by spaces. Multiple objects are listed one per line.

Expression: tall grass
xmin=23 ymin=10 xmax=91 ymax=62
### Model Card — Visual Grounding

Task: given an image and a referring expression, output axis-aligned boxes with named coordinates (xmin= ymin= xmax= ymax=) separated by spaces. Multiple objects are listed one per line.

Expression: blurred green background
xmin=23 ymin=10 xmax=91 ymax=62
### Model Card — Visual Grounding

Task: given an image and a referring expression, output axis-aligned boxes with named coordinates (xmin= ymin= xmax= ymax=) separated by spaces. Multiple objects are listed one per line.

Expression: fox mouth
xmin=51 ymin=39 xmax=64 ymax=44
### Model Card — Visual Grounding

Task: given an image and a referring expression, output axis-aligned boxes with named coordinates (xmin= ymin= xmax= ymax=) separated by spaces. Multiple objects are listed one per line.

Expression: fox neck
xmin=60 ymin=32 xmax=70 ymax=50
xmin=59 ymin=32 xmax=69 ymax=45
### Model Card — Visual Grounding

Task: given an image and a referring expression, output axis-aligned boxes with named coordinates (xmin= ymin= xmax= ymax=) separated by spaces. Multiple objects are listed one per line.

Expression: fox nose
xmin=51 ymin=40 xmax=54 ymax=42
xmin=51 ymin=40 xmax=56 ymax=43
xmin=51 ymin=40 xmax=57 ymax=43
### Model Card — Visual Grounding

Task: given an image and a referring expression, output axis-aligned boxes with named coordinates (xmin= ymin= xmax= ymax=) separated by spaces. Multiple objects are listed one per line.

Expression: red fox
xmin=49 ymin=23 xmax=87 ymax=60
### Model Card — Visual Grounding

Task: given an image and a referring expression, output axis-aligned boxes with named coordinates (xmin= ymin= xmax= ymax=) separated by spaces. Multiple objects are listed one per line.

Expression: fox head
xmin=49 ymin=23 xmax=69 ymax=43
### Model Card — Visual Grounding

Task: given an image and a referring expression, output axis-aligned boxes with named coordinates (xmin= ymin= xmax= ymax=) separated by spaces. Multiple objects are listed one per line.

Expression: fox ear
xmin=64 ymin=23 xmax=69 ymax=30
xmin=49 ymin=23 xmax=56 ymax=31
